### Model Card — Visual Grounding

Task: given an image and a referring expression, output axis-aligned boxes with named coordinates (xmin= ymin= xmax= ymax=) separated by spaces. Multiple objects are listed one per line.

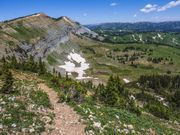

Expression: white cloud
xmin=133 ymin=14 xmax=137 ymax=17
xmin=83 ymin=13 xmax=87 ymax=17
xmin=141 ymin=0 xmax=180 ymax=13
xmin=158 ymin=0 xmax=180 ymax=11
xmin=110 ymin=3 xmax=118 ymax=6
xmin=140 ymin=4 xmax=158 ymax=13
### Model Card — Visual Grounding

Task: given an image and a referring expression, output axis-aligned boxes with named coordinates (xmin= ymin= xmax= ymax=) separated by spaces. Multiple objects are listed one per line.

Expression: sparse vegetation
xmin=47 ymin=55 xmax=57 ymax=65
xmin=0 ymin=73 xmax=52 ymax=134
xmin=30 ymin=90 xmax=51 ymax=108
xmin=11 ymin=25 xmax=45 ymax=43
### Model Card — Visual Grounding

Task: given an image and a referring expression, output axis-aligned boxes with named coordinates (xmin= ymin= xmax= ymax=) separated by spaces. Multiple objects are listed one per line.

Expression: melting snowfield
xmin=59 ymin=50 xmax=92 ymax=80
xmin=158 ymin=33 xmax=163 ymax=40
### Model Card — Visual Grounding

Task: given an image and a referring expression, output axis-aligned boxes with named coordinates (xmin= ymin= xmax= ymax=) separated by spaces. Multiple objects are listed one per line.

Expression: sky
xmin=0 ymin=0 xmax=180 ymax=24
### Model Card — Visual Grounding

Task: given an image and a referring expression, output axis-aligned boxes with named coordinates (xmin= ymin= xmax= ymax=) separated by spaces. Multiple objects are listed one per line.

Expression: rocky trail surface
xmin=39 ymin=83 xmax=87 ymax=135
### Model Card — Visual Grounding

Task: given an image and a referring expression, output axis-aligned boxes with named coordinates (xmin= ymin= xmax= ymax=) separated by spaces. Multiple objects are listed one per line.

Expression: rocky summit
xmin=0 ymin=13 xmax=101 ymax=60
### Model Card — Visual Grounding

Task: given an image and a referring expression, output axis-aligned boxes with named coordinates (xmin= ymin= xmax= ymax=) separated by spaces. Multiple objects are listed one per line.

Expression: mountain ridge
xmin=86 ymin=21 xmax=180 ymax=32
xmin=0 ymin=13 xmax=101 ymax=58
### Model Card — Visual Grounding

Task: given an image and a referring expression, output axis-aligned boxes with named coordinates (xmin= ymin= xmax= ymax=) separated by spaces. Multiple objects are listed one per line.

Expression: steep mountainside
xmin=0 ymin=13 xmax=101 ymax=59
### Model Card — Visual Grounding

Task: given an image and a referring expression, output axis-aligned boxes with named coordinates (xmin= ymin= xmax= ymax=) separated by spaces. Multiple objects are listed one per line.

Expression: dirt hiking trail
xmin=14 ymin=71 xmax=87 ymax=135
xmin=39 ymin=83 xmax=87 ymax=135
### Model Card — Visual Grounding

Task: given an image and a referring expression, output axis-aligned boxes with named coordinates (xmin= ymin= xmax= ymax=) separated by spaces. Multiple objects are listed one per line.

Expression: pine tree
xmin=95 ymin=83 xmax=105 ymax=100
xmin=173 ymin=90 xmax=180 ymax=107
xmin=11 ymin=55 xmax=18 ymax=69
xmin=66 ymin=72 xmax=69 ymax=80
xmin=27 ymin=55 xmax=38 ymax=72
xmin=114 ymin=75 xmax=124 ymax=94
xmin=38 ymin=57 xmax=46 ymax=75
xmin=101 ymin=75 xmax=119 ymax=105
xmin=58 ymin=72 xmax=61 ymax=79
xmin=1 ymin=56 xmax=6 ymax=64
xmin=53 ymin=68 xmax=56 ymax=75
xmin=1 ymin=69 xmax=14 ymax=94
xmin=1 ymin=56 xmax=8 ymax=69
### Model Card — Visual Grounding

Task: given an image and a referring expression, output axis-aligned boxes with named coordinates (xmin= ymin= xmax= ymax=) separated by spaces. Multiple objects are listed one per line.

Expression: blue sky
xmin=0 ymin=0 xmax=180 ymax=24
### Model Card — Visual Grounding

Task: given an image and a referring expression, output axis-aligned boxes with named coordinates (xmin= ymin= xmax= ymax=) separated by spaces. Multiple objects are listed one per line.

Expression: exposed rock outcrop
xmin=0 ymin=13 xmax=102 ymax=60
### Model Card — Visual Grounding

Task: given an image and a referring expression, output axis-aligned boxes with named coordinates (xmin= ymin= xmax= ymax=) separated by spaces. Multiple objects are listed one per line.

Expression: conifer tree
xmin=66 ymin=72 xmax=69 ymax=80
xmin=38 ymin=57 xmax=46 ymax=75
xmin=1 ymin=56 xmax=8 ymax=69
xmin=58 ymin=72 xmax=61 ymax=79
xmin=53 ymin=68 xmax=56 ymax=75
xmin=1 ymin=68 xmax=14 ymax=94
xmin=1 ymin=56 xmax=6 ymax=64
xmin=101 ymin=75 xmax=119 ymax=105
xmin=173 ymin=90 xmax=180 ymax=107
xmin=27 ymin=55 xmax=37 ymax=72
xmin=11 ymin=55 xmax=18 ymax=69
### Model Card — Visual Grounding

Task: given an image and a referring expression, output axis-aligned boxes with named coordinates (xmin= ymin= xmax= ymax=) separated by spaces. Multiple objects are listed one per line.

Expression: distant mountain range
xmin=86 ymin=21 xmax=180 ymax=32
xmin=86 ymin=21 xmax=180 ymax=47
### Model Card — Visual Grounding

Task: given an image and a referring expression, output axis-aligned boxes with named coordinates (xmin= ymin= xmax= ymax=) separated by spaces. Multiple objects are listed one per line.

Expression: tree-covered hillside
xmin=87 ymin=21 xmax=180 ymax=32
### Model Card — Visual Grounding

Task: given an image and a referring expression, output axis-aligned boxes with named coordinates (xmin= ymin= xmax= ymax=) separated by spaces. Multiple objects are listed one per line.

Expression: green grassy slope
xmin=73 ymin=36 xmax=180 ymax=82
xmin=0 ymin=71 xmax=53 ymax=134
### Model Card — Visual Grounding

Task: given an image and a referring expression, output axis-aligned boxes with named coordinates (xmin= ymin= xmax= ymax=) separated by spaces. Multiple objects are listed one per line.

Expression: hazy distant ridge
xmin=86 ymin=21 xmax=180 ymax=32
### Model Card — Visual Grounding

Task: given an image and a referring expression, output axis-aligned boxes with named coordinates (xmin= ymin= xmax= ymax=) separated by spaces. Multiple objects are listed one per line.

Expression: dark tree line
xmin=1 ymin=55 xmax=46 ymax=75
xmin=0 ymin=55 xmax=47 ymax=94
xmin=138 ymin=74 xmax=180 ymax=111
xmin=139 ymin=75 xmax=180 ymax=91
xmin=0 ymin=67 xmax=14 ymax=94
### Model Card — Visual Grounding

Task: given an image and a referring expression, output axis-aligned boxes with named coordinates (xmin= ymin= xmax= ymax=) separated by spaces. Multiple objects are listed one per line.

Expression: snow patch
xmin=157 ymin=34 xmax=163 ymax=40
xmin=59 ymin=50 xmax=92 ymax=80
xmin=67 ymin=50 xmax=86 ymax=63
xmin=172 ymin=38 xmax=178 ymax=44
xmin=139 ymin=35 xmax=143 ymax=42
xmin=132 ymin=35 xmax=137 ymax=41
xmin=152 ymin=36 xmax=156 ymax=40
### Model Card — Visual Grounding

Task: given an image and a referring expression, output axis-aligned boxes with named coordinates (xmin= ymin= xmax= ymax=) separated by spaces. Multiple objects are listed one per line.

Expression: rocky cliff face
xmin=0 ymin=13 xmax=102 ymax=60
